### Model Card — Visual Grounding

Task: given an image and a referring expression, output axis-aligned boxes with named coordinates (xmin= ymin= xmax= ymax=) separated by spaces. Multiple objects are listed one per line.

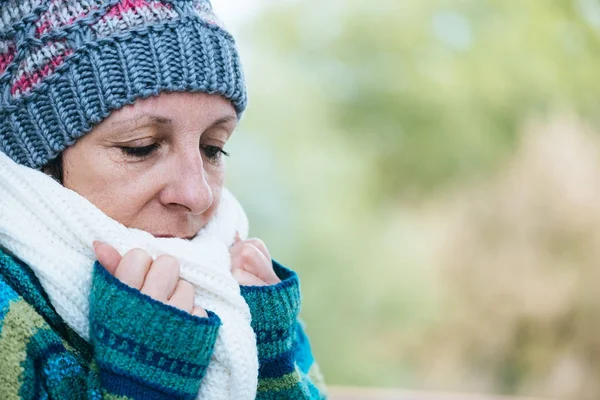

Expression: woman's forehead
xmin=103 ymin=92 xmax=237 ymax=128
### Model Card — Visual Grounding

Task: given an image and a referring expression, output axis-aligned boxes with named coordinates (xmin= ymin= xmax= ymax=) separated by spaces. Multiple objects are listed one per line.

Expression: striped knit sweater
xmin=0 ymin=246 xmax=327 ymax=399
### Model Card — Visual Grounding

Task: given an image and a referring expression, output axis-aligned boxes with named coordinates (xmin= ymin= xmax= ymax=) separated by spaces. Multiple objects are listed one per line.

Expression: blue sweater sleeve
xmin=239 ymin=260 xmax=328 ymax=399
xmin=89 ymin=262 xmax=221 ymax=400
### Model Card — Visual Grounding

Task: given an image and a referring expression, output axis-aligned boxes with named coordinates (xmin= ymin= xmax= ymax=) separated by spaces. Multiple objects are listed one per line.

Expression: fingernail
xmin=92 ymin=240 xmax=102 ymax=250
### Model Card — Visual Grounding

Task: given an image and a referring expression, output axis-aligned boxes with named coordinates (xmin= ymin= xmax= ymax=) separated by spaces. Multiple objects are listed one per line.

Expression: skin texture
xmin=58 ymin=91 xmax=280 ymax=315
xmin=62 ymin=92 xmax=234 ymax=239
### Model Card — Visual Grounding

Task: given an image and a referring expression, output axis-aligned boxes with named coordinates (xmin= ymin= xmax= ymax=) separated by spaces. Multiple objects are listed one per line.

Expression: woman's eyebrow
xmin=110 ymin=113 xmax=173 ymax=127
xmin=107 ymin=113 xmax=236 ymax=140
xmin=206 ymin=115 xmax=237 ymax=130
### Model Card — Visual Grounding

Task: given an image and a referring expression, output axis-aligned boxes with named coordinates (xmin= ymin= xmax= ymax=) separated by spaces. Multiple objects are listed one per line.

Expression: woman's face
xmin=60 ymin=92 xmax=237 ymax=239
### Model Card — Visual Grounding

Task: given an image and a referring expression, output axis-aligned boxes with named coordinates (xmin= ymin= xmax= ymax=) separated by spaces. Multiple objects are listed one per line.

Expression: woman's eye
xmin=202 ymin=145 xmax=229 ymax=162
xmin=120 ymin=143 xmax=159 ymax=158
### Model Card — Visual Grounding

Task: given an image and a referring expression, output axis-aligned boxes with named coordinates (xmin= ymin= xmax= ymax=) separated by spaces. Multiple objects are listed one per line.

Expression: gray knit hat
xmin=0 ymin=0 xmax=246 ymax=169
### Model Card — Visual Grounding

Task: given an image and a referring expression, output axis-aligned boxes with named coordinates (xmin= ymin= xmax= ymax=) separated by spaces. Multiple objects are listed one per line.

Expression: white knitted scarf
xmin=0 ymin=151 xmax=258 ymax=400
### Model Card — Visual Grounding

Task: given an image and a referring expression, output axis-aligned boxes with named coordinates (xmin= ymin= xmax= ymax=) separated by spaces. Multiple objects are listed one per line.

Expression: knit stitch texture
xmin=0 ymin=0 xmax=246 ymax=169
xmin=90 ymin=263 xmax=221 ymax=399
xmin=0 ymin=149 xmax=257 ymax=400
xmin=0 ymin=246 xmax=328 ymax=399
xmin=241 ymin=263 xmax=328 ymax=399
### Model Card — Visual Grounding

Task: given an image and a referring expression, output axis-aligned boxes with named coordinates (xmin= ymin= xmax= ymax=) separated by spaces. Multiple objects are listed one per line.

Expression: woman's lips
xmin=153 ymin=234 xmax=194 ymax=240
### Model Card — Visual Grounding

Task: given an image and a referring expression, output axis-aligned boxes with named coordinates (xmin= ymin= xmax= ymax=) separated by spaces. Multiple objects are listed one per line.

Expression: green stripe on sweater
xmin=257 ymin=369 xmax=302 ymax=392
xmin=0 ymin=300 xmax=46 ymax=400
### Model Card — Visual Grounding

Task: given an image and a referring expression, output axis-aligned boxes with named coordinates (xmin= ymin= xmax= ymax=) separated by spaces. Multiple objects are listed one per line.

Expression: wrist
xmin=239 ymin=260 xmax=301 ymax=360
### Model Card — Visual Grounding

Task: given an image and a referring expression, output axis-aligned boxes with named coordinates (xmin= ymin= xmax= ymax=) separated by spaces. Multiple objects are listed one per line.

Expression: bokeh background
xmin=213 ymin=1 xmax=600 ymax=399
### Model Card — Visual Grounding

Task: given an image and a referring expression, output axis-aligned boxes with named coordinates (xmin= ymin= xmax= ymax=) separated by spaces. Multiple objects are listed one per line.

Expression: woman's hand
xmin=93 ymin=241 xmax=207 ymax=317
xmin=229 ymin=234 xmax=281 ymax=286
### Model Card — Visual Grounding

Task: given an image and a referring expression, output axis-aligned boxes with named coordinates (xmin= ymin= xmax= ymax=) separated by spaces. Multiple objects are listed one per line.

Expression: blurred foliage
xmin=225 ymin=0 xmax=600 ymax=399
xmin=245 ymin=0 xmax=600 ymax=197
xmin=411 ymin=117 xmax=600 ymax=399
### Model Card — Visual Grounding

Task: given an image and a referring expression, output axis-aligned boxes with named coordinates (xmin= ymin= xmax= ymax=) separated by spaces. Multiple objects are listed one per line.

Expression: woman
xmin=0 ymin=0 xmax=326 ymax=399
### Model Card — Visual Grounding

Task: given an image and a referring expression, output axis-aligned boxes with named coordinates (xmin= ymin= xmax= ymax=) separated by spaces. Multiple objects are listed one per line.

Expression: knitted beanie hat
xmin=0 ymin=0 xmax=246 ymax=170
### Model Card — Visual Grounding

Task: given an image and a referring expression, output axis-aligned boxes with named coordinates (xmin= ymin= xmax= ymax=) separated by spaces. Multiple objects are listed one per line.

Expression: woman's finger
xmin=167 ymin=279 xmax=195 ymax=313
xmin=141 ymin=254 xmax=180 ymax=302
xmin=229 ymin=237 xmax=270 ymax=260
xmin=93 ymin=241 xmax=122 ymax=275
xmin=232 ymin=268 xmax=267 ymax=286
xmin=192 ymin=306 xmax=208 ymax=318
xmin=233 ymin=243 xmax=280 ymax=285
xmin=244 ymin=238 xmax=270 ymax=260
xmin=114 ymin=248 xmax=153 ymax=290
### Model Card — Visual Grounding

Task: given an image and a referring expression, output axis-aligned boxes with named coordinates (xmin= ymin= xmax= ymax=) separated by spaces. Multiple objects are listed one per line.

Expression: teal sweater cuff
xmin=239 ymin=260 xmax=301 ymax=361
xmin=89 ymin=262 xmax=220 ymax=399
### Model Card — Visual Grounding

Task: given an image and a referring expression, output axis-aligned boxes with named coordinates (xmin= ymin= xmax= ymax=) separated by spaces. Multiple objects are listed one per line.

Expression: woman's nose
xmin=159 ymin=153 xmax=213 ymax=215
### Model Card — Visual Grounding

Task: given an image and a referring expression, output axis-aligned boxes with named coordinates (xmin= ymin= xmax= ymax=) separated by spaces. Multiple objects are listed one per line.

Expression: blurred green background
xmin=214 ymin=1 xmax=600 ymax=399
